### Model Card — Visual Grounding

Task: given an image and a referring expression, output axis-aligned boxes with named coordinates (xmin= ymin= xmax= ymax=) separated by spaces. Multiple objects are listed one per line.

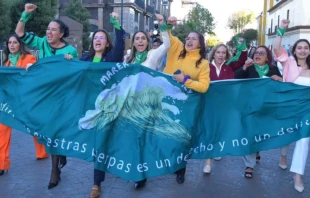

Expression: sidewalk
xmin=0 ymin=130 xmax=309 ymax=198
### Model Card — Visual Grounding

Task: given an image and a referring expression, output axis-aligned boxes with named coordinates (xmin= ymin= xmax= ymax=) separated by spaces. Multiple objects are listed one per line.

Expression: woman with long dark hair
xmin=79 ymin=12 xmax=125 ymax=198
xmin=15 ymin=3 xmax=78 ymax=189
xmin=164 ymin=16 xmax=210 ymax=184
xmin=0 ymin=34 xmax=49 ymax=176
xmin=274 ymin=19 xmax=310 ymax=193
xmin=125 ymin=14 xmax=170 ymax=189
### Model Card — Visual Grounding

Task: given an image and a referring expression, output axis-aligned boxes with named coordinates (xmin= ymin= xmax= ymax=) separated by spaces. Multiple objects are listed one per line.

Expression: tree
xmin=0 ymin=0 xmax=12 ymax=44
xmin=226 ymin=29 xmax=258 ymax=49
xmin=63 ymin=0 xmax=90 ymax=50
xmin=10 ymin=0 xmax=59 ymax=37
xmin=243 ymin=28 xmax=258 ymax=47
xmin=227 ymin=10 xmax=255 ymax=35
xmin=206 ymin=36 xmax=222 ymax=48
xmin=172 ymin=4 xmax=215 ymax=41
xmin=172 ymin=20 xmax=196 ymax=43
xmin=187 ymin=4 xmax=216 ymax=35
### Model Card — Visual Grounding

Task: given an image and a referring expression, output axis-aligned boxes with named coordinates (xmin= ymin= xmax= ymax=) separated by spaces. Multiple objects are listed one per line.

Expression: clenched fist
xmin=25 ymin=3 xmax=37 ymax=13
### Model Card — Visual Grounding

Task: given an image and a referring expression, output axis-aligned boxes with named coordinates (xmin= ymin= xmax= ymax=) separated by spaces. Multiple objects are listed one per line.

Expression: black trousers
xmin=94 ymin=169 xmax=105 ymax=186
xmin=175 ymin=167 xmax=186 ymax=176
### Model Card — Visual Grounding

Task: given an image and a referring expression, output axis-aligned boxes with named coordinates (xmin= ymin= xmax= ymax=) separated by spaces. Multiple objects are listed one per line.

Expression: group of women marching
xmin=0 ymin=3 xmax=309 ymax=198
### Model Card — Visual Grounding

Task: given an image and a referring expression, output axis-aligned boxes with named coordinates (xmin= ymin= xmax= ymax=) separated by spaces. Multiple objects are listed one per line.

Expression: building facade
xmin=60 ymin=0 xmax=173 ymax=36
xmin=257 ymin=0 xmax=310 ymax=50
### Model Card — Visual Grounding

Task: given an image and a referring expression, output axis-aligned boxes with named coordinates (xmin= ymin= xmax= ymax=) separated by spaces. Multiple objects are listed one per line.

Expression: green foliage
xmin=172 ymin=3 xmax=215 ymax=41
xmin=227 ymin=10 xmax=255 ymax=35
xmin=227 ymin=29 xmax=258 ymax=48
xmin=10 ymin=0 xmax=59 ymax=37
xmin=63 ymin=0 xmax=90 ymax=50
xmin=172 ymin=20 xmax=196 ymax=43
xmin=206 ymin=36 xmax=222 ymax=48
xmin=187 ymin=4 xmax=216 ymax=35
xmin=0 ymin=0 xmax=13 ymax=43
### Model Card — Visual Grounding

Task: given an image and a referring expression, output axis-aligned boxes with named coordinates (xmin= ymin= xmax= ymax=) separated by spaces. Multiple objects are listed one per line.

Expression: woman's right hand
xmin=280 ymin=19 xmax=290 ymax=29
xmin=25 ymin=3 xmax=37 ymax=13
xmin=64 ymin=54 xmax=74 ymax=60
xmin=155 ymin=14 xmax=164 ymax=25
xmin=167 ymin=16 xmax=177 ymax=26
xmin=243 ymin=58 xmax=254 ymax=70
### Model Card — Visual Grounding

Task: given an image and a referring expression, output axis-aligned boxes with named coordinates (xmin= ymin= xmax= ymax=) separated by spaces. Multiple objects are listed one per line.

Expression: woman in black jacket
xmin=80 ymin=12 xmax=125 ymax=198
xmin=235 ymin=46 xmax=282 ymax=179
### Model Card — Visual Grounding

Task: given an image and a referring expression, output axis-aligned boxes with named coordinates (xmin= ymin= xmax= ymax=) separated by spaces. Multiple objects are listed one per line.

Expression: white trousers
xmin=290 ymin=137 xmax=310 ymax=175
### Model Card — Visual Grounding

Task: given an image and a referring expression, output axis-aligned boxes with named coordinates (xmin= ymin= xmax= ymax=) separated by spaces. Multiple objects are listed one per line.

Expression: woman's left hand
xmin=111 ymin=12 xmax=119 ymax=20
xmin=173 ymin=71 xmax=185 ymax=83
xmin=271 ymin=75 xmax=283 ymax=81
xmin=64 ymin=54 xmax=74 ymax=60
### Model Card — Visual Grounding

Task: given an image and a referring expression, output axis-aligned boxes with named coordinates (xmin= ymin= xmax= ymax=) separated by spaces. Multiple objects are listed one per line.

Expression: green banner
xmin=1 ymin=55 xmax=310 ymax=181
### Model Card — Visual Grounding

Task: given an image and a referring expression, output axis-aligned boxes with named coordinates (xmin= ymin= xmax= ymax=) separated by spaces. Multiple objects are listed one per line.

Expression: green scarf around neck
xmin=254 ymin=64 xmax=269 ymax=78
xmin=135 ymin=51 xmax=148 ymax=64
xmin=8 ymin=52 xmax=21 ymax=67
xmin=226 ymin=36 xmax=247 ymax=65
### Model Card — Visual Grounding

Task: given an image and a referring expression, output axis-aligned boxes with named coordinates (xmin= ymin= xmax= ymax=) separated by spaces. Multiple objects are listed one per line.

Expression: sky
xmin=171 ymin=0 xmax=264 ymax=42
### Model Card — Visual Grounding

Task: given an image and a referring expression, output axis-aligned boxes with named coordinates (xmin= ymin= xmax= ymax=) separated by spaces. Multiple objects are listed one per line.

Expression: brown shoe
xmin=90 ymin=185 xmax=101 ymax=198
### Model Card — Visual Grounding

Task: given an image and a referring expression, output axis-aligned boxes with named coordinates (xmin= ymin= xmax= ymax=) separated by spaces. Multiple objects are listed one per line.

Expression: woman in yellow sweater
xmin=165 ymin=17 xmax=210 ymax=93
xmin=165 ymin=17 xmax=210 ymax=184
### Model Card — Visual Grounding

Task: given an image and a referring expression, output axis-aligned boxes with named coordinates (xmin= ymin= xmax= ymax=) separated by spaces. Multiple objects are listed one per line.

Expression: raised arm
xmin=15 ymin=3 xmax=37 ymax=37
xmin=274 ymin=19 xmax=290 ymax=57
xmin=227 ymin=37 xmax=248 ymax=71
xmin=164 ymin=16 xmax=185 ymax=74
xmin=106 ymin=12 xmax=125 ymax=62
xmin=145 ymin=14 xmax=171 ymax=69
xmin=15 ymin=3 xmax=44 ymax=49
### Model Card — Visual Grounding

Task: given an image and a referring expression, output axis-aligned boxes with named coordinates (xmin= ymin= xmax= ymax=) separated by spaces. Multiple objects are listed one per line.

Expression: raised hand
xmin=25 ymin=3 xmax=37 ymax=13
xmin=155 ymin=14 xmax=164 ymax=25
xmin=280 ymin=19 xmax=290 ymax=29
xmin=237 ymin=37 xmax=244 ymax=45
xmin=167 ymin=16 xmax=177 ymax=26
xmin=110 ymin=12 xmax=119 ymax=20
xmin=243 ymin=58 xmax=254 ymax=70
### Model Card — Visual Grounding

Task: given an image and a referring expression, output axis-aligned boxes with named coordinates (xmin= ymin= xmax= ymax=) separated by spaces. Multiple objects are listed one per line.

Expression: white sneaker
xmin=214 ymin=157 xmax=222 ymax=161
xmin=203 ymin=165 xmax=212 ymax=174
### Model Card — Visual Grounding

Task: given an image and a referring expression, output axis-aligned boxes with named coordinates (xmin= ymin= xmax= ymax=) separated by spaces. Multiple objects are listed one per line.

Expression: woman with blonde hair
xmin=203 ymin=38 xmax=247 ymax=174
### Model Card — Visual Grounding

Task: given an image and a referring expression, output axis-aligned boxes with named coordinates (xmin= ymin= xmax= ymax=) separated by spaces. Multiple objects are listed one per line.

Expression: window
xmin=271 ymin=19 xmax=273 ymax=33
xmin=278 ymin=15 xmax=280 ymax=27
xmin=135 ymin=11 xmax=139 ymax=22
xmin=287 ymin=10 xmax=290 ymax=20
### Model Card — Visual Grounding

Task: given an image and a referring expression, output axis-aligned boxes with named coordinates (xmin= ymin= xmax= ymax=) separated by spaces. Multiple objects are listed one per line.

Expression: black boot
xmin=134 ymin=179 xmax=147 ymax=189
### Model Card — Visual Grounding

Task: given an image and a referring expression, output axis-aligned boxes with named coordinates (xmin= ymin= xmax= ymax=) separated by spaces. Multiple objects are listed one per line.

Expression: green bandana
xmin=254 ymin=64 xmax=269 ymax=78
xmin=277 ymin=27 xmax=286 ymax=37
xmin=8 ymin=52 xmax=21 ymax=67
xmin=110 ymin=17 xmax=121 ymax=30
xmin=135 ymin=51 xmax=148 ymax=64
xmin=226 ymin=36 xmax=247 ymax=65
xmin=159 ymin=22 xmax=173 ymax=32
xmin=20 ymin=11 xmax=33 ymax=23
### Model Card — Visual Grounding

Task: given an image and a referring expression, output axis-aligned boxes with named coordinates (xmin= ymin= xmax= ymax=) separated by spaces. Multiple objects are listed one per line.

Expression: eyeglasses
xmin=254 ymin=51 xmax=267 ymax=56
xmin=94 ymin=36 xmax=106 ymax=41
xmin=185 ymin=37 xmax=198 ymax=41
